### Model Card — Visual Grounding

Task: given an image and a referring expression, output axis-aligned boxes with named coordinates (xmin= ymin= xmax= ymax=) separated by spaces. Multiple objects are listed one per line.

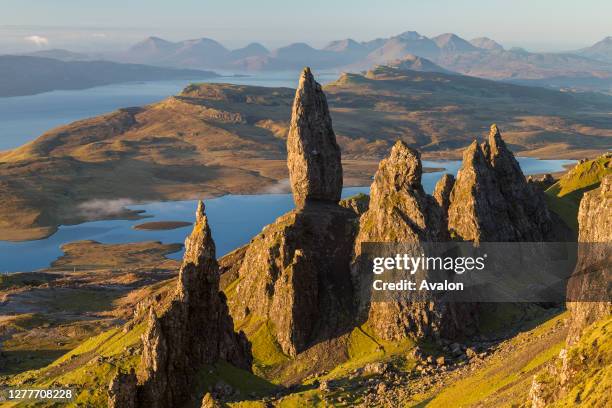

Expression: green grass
xmin=322 ymin=324 xmax=415 ymax=381
xmin=6 ymin=322 xmax=147 ymax=407
xmin=477 ymin=303 xmax=550 ymax=334
xmin=545 ymin=154 xmax=611 ymax=231
xmin=195 ymin=360 xmax=278 ymax=401
xmin=551 ymin=155 xmax=611 ymax=198
xmin=545 ymin=316 xmax=612 ymax=407
xmin=424 ymin=312 xmax=568 ymax=408
xmin=249 ymin=320 xmax=290 ymax=377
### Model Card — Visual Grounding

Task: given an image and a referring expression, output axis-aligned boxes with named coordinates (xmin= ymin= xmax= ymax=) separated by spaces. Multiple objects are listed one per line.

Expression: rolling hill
xmin=0 ymin=65 xmax=610 ymax=241
xmin=0 ymin=55 xmax=219 ymax=97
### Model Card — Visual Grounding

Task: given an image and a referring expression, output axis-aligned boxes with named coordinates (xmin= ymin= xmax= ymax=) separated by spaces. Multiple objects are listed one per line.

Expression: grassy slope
xmin=3 ymin=324 xmax=144 ymax=407
xmin=545 ymin=154 xmax=611 ymax=231
xmin=534 ymin=316 xmax=611 ymax=408
xmin=2 ymin=276 xmax=582 ymax=408
xmin=424 ymin=312 xmax=568 ymax=408
xmin=4 ymin=159 xmax=610 ymax=406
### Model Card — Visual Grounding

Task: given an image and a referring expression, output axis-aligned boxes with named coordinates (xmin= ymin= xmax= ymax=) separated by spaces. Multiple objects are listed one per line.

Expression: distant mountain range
xmin=4 ymin=31 xmax=612 ymax=93
xmin=0 ymin=55 xmax=218 ymax=97
xmin=94 ymin=31 xmax=611 ymax=91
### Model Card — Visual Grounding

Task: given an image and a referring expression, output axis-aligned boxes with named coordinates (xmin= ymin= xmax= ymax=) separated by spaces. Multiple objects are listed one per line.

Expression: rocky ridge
xmin=230 ymin=72 xmax=565 ymax=362
xmin=351 ymin=141 xmax=477 ymax=341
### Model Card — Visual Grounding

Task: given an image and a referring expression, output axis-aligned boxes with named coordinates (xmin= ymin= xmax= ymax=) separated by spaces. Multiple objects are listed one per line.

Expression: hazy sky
xmin=1 ymin=0 xmax=610 ymax=52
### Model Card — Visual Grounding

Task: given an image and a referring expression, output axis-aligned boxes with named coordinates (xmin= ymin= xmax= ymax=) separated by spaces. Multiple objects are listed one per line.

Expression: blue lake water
xmin=0 ymin=71 xmax=339 ymax=151
xmin=0 ymin=158 xmax=574 ymax=273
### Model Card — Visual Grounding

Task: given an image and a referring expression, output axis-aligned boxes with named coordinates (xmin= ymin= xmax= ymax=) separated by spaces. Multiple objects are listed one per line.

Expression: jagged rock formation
xmin=448 ymin=125 xmax=559 ymax=242
xmin=355 ymin=141 xmax=447 ymax=244
xmin=339 ymin=192 xmax=369 ymax=215
xmin=433 ymin=174 xmax=455 ymax=213
xmin=287 ymin=67 xmax=343 ymax=207
xmin=566 ymin=174 xmax=611 ymax=344
xmin=109 ymin=201 xmax=251 ymax=408
xmin=108 ymin=370 xmax=137 ymax=408
xmin=230 ymin=68 xmax=357 ymax=356
xmin=353 ymin=141 xmax=475 ymax=340
xmin=433 ymin=174 xmax=455 ymax=231
xmin=527 ymin=173 xmax=555 ymax=190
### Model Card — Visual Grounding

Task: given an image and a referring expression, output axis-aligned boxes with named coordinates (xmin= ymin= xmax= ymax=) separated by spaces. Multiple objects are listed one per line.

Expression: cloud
xmin=77 ymin=198 xmax=135 ymax=220
xmin=24 ymin=35 xmax=49 ymax=46
xmin=261 ymin=178 xmax=291 ymax=194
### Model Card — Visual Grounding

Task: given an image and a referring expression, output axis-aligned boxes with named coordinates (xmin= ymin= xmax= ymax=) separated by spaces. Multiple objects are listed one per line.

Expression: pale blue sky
xmin=1 ymin=0 xmax=610 ymax=52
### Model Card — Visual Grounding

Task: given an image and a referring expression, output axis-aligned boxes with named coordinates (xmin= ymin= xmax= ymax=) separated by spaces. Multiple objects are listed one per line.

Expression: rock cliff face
xmin=287 ymin=67 xmax=343 ymax=207
xmin=567 ymin=174 xmax=611 ymax=344
xmin=353 ymin=141 xmax=475 ymax=340
xmin=448 ymin=125 xmax=558 ymax=242
xmin=108 ymin=370 xmax=137 ymax=408
xmin=231 ymin=203 xmax=357 ymax=356
xmin=530 ymin=176 xmax=611 ymax=407
xmin=109 ymin=201 xmax=251 ymax=408
xmin=230 ymin=69 xmax=356 ymax=356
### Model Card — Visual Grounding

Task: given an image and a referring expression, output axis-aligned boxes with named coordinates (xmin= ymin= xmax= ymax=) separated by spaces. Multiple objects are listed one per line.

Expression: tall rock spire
xmin=110 ymin=201 xmax=251 ymax=408
xmin=228 ymin=69 xmax=357 ymax=359
xmin=287 ymin=67 xmax=343 ymax=207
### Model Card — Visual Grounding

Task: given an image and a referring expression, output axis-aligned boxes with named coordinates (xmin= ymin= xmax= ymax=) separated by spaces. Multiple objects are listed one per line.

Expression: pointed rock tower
xmin=448 ymin=125 xmax=560 ymax=242
xmin=110 ymin=201 xmax=251 ymax=408
xmin=229 ymin=68 xmax=357 ymax=358
xmin=355 ymin=140 xmax=446 ymax=244
xmin=287 ymin=67 xmax=343 ymax=207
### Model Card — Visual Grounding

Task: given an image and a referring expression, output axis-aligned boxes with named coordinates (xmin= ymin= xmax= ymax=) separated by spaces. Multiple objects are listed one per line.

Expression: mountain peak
xmin=144 ymin=36 xmax=170 ymax=43
xmin=130 ymin=36 xmax=176 ymax=53
xmin=432 ymin=33 xmax=477 ymax=52
xmin=324 ymin=38 xmax=365 ymax=52
xmin=395 ymin=31 xmax=428 ymax=41
xmin=470 ymin=36 xmax=504 ymax=51
xmin=385 ymin=54 xmax=452 ymax=74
